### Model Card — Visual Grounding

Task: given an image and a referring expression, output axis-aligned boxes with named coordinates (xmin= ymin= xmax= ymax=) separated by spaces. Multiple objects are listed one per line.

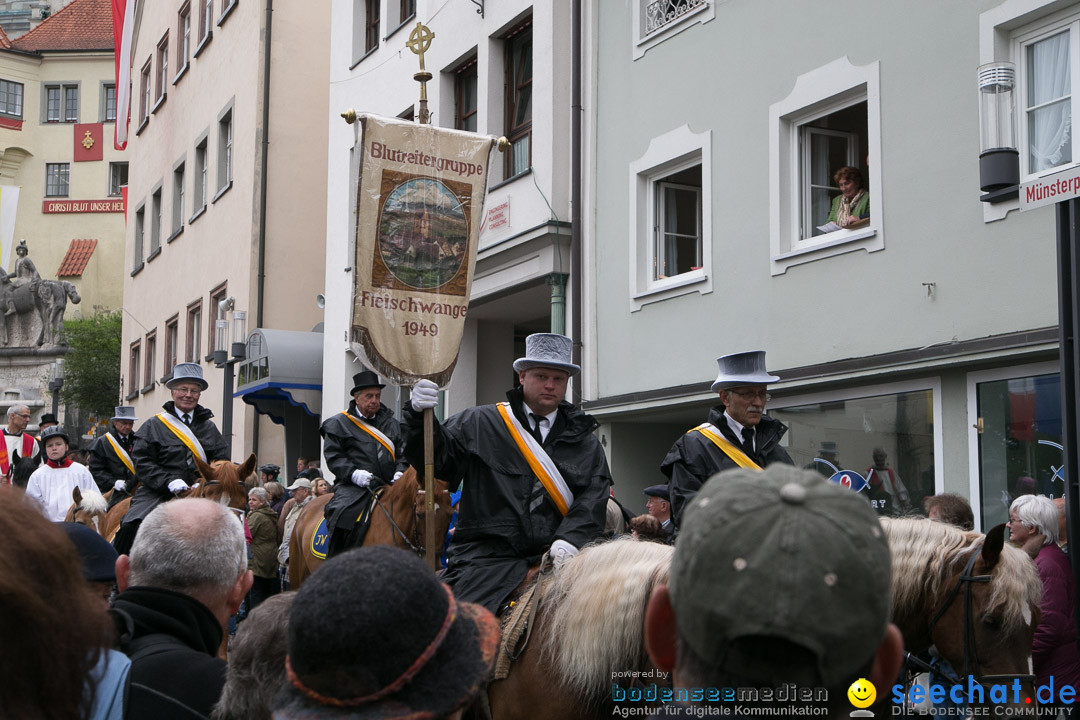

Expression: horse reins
xmin=373 ymin=494 xmax=423 ymax=555
xmin=924 ymin=544 xmax=1036 ymax=688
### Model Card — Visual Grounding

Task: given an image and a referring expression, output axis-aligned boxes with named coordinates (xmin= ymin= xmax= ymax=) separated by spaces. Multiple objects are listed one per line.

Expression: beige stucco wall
xmin=0 ymin=48 xmax=127 ymax=316
xmin=121 ymin=0 xmax=328 ymax=461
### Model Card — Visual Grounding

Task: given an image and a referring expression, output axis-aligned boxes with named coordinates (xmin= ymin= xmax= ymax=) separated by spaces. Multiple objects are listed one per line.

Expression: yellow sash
xmin=495 ymin=403 xmax=571 ymax=516
xmin=692 ymin=423 xmax=763 ymax=470
xmin=156 ymin=413 xmax=208 ymax=462
xmin=104 ymin=433 xmax=135 ymax=476
xmin=340 ymin=411 xmax=396 ymax=460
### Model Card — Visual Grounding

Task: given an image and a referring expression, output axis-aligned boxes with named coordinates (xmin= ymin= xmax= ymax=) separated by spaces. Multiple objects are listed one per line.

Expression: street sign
xmin=1020 ymin=164 xmax=1080 ymax=211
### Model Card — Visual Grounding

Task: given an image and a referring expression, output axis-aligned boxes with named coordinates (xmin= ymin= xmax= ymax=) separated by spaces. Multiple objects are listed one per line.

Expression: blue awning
xmin=234 ymin=329 xmax=323 ymax=423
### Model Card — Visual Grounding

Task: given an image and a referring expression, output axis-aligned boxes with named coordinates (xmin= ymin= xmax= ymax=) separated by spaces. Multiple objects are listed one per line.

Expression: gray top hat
xmin=111 ymin=406 xmax=138 ymax=422
xmin=710 ymin=350 xmax=780 ymax=393
xmin=167 ymin=362 xmax=209 ymax=391
xmin=512 ymin=333 xmax=580 ymax=376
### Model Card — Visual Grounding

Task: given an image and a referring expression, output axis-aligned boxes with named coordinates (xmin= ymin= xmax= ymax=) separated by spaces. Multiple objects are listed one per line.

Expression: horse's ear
xmin=193 ymin=455 xmax=214 ymax=479
xmin=72 ymin=485 xmax=82 ymax=504
xmin=239 ymin=453 xmax=257 ymax=479
xmin=981 ymin=523 xmax=1007 ymax=570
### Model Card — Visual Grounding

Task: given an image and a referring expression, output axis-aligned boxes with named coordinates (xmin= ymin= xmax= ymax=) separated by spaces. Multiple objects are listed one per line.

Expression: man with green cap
xmin=643 ymin=464 xmax=902 ymax=716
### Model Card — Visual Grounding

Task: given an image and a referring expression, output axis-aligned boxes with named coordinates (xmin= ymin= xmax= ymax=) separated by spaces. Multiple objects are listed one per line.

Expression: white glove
xmin=411 ymin=379 xmax=439 ymax=411
xmin=168 ymin=479 xmax=190 ymax=494
xmin=351 ymin=469 xmax=374 ymax=487
xmin=113 ymin=480 xmax=126 ymax=493
xmin=549 ymin=539 xmax=578 ymax=570
xmin=392 ymin=471 xmax=403 ymax=484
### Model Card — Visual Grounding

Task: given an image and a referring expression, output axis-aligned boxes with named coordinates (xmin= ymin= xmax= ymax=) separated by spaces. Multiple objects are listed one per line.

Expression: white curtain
xmin=1029 ymin=31 xmax=1072 ymax=172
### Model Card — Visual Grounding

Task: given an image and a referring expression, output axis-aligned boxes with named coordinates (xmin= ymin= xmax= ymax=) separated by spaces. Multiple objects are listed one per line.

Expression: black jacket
xmin=125 ymin=402 xmax=228 ymax=524
xmin=112 ymin=586 xmax=226 ymax=720
xmin=403 ymin=387 xmax=612 ymax=612
xmin=88 ymin=428 xmax=136 ymax=494
xmin=321 ymin=402 xmax=405 ymax=529
xmin=661 ymin=405 xmax=793 ymax=529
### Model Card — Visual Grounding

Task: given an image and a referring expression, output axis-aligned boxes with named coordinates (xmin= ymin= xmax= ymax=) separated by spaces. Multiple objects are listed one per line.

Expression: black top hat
xmin=38 ymin=413 xmax=58 ymax=426
xmin=643 ymin=484 xmax=670 ymax=502
xmin=277 ymin=546 xmax=498 ymax=720
xmin=350 ymin=370 xmax=385 ymax=395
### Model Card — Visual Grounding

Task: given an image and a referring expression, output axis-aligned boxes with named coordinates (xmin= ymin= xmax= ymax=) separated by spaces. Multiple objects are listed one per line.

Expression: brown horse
xmin=486 ymin=538 xmax=674 ymax=720
xmin=100 ymin=454 xmax=256 ymax=542
xmin=288 ymin=466 xmax=452 ymax=588
xmin=882 ymin=518 xmax=1043 ymax=707
xmin=63 ymin=486 xmax=109 ymax=535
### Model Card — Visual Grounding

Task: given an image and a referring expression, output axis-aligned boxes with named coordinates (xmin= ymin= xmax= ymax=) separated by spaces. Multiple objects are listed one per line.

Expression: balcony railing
xmin=644 ymin=0 xmax=706 ymax=36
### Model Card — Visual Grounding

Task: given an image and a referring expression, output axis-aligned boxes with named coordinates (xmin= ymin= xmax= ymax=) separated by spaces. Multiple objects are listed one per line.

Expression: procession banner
xmin=351 ymin=114 xmax=498 ymax=386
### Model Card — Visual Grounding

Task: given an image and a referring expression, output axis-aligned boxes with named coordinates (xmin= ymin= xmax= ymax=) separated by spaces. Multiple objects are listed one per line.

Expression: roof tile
xmin=57 ymin=238 xmax=97 ymax=277
xmin=11 ymin=0 xmax=113 ymax=53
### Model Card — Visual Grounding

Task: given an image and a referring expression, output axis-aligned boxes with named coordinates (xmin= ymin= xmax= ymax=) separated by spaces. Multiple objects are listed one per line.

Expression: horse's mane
xmin=381 ymin=466 xmax=419 ymax=503
xmin=538 ymin=537 xmax=673 ymax=706
xmin=78 ymin=491 xmax=107 ymax=515
xmin=881 ymin=517 xmax=1041 ymax=634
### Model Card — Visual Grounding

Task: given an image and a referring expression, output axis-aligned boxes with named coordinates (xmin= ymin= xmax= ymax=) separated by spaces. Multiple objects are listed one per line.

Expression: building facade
xmin=0 ymin=0 xmax=126 ymax=320
xmin=583 ymin=0 xmax=1068 ymax=529
xmin=322 ymin=0 xmax=574 ymax=436
xmin=120 ymin=0 xmax=329 ymax=465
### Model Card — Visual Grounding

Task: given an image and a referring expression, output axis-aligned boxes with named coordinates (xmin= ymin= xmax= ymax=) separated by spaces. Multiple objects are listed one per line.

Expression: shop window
xmin=971 ymin=368 xmax=1064 ymax=530
xmin=770 ymin=384 xmax=937 ymax=518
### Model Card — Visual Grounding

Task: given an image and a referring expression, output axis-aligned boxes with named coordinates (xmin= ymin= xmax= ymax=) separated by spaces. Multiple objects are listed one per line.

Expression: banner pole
xmin=424 ymin=407 xmax=436 ymax=570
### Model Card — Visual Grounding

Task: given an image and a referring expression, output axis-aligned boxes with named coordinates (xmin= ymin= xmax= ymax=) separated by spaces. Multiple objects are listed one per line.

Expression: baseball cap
xmin=287 ymin=478 xmax=312 ymax=491
xmin=669 ymin=464 xmax=891 ymax=688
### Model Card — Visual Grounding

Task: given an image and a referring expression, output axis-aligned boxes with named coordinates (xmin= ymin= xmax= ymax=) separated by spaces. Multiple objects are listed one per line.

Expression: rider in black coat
xmin=404 ymin=334 xmax=612 ymax=613
xmin=88 ymin=407 xmax=138 ymax=502
xmin=320 ymin=371 xmax=407 ymax=556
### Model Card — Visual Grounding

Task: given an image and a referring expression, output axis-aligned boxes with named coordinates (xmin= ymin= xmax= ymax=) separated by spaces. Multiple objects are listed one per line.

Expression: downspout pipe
xmin=570 ymin=0 xmax=582 ymax=403
xmin=252 ymin=0 xmax=274 ymax=457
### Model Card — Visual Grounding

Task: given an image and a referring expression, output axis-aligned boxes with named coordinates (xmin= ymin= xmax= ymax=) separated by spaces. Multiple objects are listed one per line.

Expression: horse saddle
xmin=314 ymin=489 xmax=383 ymax=559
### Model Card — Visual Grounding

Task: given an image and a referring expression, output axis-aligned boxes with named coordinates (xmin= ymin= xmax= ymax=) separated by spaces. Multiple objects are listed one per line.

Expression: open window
xmin=769 ymin=57 xmax=883 ymax=275
xmin=629 ymin=125 xmax=712 ymax=310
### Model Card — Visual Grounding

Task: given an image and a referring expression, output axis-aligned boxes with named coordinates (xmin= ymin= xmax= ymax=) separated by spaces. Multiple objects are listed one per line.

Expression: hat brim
xmin=711 ymin=374 xmax=780 ymax=393
xmin=513 ymin=359 xmax=580 ymax=376
xmin=111 ymin=415 xmax=138 ymax=422
xmin=286 ymin=481 xmax=312 ymax=490
xmin=351 ymin=383 xmax=386 ymax=395
xmin=280 ymin=600 xmax=499 ymax=720
xmin=166 ymin=377 xmax=209 ymax=391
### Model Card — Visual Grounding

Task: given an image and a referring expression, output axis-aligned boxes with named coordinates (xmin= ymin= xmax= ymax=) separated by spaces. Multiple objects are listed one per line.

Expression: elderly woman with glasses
xmin=1008 ymin=494 xmax=1080 ymax=694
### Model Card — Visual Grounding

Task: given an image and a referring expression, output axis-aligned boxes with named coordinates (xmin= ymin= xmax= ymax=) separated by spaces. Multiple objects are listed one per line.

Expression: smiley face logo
xmin=847 ymin=678 xmax=876 ymax=709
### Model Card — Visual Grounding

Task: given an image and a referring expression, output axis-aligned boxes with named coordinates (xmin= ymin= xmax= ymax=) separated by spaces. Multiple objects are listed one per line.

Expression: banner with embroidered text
xmin=351 ymin=114 xmax=498 ymax=386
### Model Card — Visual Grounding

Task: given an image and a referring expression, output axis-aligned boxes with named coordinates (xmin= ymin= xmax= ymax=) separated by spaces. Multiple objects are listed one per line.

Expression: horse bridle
xmin=924 ymin=544 xmax=1036 ymax=688
xmin=373 ymin=494 xmax=424 ymax=555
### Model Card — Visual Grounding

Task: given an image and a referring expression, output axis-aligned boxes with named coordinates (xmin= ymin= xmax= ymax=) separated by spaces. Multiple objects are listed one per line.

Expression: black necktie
xmin=528 ymin=413 xmax=543 ymax=443
xmin=741 ymin=427 xmax=755 ymax=454
xmin=182 ymin=413 xmax=192 ymax=426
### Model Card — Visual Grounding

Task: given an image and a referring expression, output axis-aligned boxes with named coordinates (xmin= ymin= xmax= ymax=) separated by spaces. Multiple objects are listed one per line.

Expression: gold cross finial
xmin=406 ymin=22 xmax=434 ymax=73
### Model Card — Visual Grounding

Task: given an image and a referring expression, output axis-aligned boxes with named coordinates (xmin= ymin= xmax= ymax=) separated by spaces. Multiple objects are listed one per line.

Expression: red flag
xmin=121 ymin=185 xmax=128 ymax=222
xmin=112 ymin=0 xmax=133 ymax=149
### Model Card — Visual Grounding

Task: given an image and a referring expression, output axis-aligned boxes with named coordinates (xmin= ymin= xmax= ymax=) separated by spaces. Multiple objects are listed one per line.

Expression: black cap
xmin=643 ymin=484 xmax=670 ymax=501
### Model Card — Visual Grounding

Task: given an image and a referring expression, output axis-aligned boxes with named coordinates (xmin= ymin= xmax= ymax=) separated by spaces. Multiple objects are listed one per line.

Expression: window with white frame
xmin=629 ymin=125 xmax=713 ymax=310
xmin=109 ymin=162 xmax=128 ymax=196
xmin=199 ymin=0 xmax=213 ymax=43
xmin=156 ymin=36 xmax=169 ymax=104
xmin=186 ymin=300 xmax=202 ymax=362
xmin=769 ymin=57 xmax=883 ymax=275
xmin=1012 ymin=11 xmax=1080 ymax=178
xmin=164 ymin=316 xmax=179 ymax=377
xmin=178 ymin=3 xmax=191 ymax=74
xmin=128 ymin=341 xmax=140 ymax=398
xmin=102 ymin=83 xmax=116 ymax=122
xmin=0 ymin=80 xmax=23 ymax=119
xmin=133 ymin=204 xmax=145 ymax=270
xmin=139 ymin=60 xmax=151 ymax=124
xmin=217 ymin=109 xmax=232 ymax=193
xmin=43 ymin=83 xmax=78 ymax=123
xmin=193 ymin=137 xmax=208 ymax=213
xmin=45 ymin=163 xmax=69 ymax=197
xmin=150 ymin=187 xmax=162 ymax=255
xmin=143 ymin=331 xmax=157 ymax=390
xmin=173 ymin=161 xmax=185 ymax=233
